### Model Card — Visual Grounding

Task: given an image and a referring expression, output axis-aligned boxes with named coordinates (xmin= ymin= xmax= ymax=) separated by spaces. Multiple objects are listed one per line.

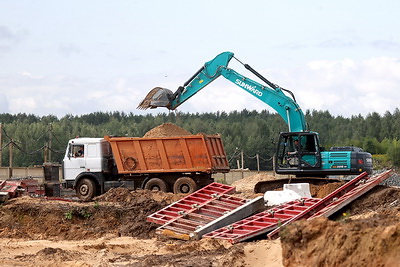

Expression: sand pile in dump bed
xmin=143 ymin=123 xmax=192 ymax=138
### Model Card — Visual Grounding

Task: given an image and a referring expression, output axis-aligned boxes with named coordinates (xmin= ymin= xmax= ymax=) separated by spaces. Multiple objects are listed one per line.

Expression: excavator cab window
xmin=276 ymin=132 xmax=322 ymax=171
xmin=298 ymin=134 xmax=321 ymax=168
xmin=276 ymin=134 xmax=298 ymax=168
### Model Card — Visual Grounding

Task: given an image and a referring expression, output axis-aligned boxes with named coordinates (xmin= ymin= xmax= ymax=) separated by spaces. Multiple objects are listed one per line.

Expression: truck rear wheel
xmin=173 ymin=177 xmax=198 ymax=194
xmin=76 ymin=178 xmax=96 ymax=201
xmin=144 ymin=178 xmax=168 ymax=192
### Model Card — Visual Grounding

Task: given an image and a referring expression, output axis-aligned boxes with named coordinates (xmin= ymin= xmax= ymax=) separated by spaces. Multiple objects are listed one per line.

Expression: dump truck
xmin=62 ymin=134 xmax=229 ymax=201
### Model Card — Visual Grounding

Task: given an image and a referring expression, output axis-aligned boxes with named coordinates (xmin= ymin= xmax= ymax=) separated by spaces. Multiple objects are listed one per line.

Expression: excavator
xmin=138 ymin=52 xmax=373 ymax=192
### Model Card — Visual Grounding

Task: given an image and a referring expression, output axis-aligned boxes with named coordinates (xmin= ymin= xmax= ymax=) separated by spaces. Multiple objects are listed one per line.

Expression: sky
xmin=0 ymin=0 xmax=399 ymax=119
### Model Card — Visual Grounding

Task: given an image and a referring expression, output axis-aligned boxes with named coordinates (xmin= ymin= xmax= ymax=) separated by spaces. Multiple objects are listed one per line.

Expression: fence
xmin=1 ymin=167 xmax=286 ymax=186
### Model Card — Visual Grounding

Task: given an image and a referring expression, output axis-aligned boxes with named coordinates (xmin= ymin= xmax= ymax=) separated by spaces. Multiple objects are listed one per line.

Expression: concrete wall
xmin=0 ymin=166 xmax=62 ymax=182
xmin=213 ymin=169 xmax=281 ymax=185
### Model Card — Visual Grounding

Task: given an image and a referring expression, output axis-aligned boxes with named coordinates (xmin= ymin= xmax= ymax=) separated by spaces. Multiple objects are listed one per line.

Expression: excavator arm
xmin=138 ymin=51 xmax=307 ymax=132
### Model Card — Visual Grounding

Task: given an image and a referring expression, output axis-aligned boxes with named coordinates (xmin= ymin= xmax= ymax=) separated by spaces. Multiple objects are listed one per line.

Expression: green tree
xmin=387 ymin=139 xmax=400 ymax=167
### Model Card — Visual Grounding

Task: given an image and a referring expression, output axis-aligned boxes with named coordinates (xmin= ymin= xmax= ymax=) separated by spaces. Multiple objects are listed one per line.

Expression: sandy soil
xmin=1 ymin=175 xmax=400 ymax=266
xmin=0 ymin=188 xmax=283 ymax=267
xmin=280 ymin=185 xmax=400 ymax=267
xmin=143 ymin=123 xmax=192 ymax=138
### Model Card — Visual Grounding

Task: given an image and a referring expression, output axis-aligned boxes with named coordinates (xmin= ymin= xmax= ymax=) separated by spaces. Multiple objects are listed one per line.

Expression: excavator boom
xmin=138 ymin=51 xmax=306 ymax=132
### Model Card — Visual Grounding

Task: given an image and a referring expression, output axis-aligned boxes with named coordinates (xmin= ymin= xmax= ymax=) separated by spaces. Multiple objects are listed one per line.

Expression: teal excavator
xmin=138 ymin=52 xmax=373 ymax=179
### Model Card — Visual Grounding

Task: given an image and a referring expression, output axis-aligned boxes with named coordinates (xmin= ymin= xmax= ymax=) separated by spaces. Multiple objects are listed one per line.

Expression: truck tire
xmin=173 ymin=177 xmax=198 ymax=194
xmin=76 ymin=178 xmax=96 ymax=201
xmin=144 ymin=178 xmax=168 ymax=192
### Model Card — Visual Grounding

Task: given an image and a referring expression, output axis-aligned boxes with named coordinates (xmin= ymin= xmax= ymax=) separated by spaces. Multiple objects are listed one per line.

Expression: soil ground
xmin=0 ymin=188 xmax=282 ymax=267
xmin=1 ymin=176 xmax=400 ymax=266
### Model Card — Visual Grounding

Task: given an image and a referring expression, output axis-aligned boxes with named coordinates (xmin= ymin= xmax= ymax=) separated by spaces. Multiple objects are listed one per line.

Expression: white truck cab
xmin=63 ymin=138 xmax=104 ymax=185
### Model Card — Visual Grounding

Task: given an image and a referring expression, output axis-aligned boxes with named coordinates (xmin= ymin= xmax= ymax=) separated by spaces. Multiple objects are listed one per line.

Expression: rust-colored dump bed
xmin=104 ymin=134 xmax=229 ymax=174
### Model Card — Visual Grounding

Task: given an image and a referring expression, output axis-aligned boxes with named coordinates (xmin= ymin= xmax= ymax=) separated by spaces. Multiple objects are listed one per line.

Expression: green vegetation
xmin=64 ymin=208 xmax=92 ymax=220
xmin=64 ymin=210 xmax=73 ymax=220
xmin=0 ymin=108 xmax=399 ymax=170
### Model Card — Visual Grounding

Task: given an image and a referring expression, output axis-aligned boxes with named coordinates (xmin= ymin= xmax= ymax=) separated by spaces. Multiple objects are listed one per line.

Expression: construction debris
xmin=148 ymin=170 xmax=395 ymax=244
xmin=0 ymin=178 xmax=43 ymax=202
xmin=147 ymin=182 xmax=265 ymax=240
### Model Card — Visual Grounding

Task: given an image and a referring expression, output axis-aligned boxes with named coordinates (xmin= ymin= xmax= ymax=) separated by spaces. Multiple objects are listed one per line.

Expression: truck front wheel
xmin=173 ymin=177 xmax=198 ymax=194
xmin=76 ymin=178 xmax=96 ymax=201
xmin=144 ymin=178 xmax=168 ymax=192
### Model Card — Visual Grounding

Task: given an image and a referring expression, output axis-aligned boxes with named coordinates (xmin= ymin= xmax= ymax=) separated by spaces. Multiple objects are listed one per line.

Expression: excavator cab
xmin=275 ymin=132 xmax=323 ymax=176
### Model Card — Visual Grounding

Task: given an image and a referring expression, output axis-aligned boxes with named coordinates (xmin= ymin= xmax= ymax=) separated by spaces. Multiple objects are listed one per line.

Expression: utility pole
xmin=241 ymin=150 xmax=244 ymax=169
xmin=9 ymin=139 xmax=13 ymax=178
xmin=0 ymin=123 xmax=2 ymax=167
xmin=44 ymin=144 xmax=48 ymax=163
xmin=272 ymin=154 xmax=276 ymax=177
xmin=48 ymin=123 xmax=52 ymax=163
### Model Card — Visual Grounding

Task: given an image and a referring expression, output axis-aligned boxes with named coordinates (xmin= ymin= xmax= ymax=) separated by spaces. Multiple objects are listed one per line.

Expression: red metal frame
xmin=147 ymin=182 xmax=237 ymax=225
xmin=155 ymin=194 xmax=249 ymax=240
xmin=307 ymin=169 xmax=394 ymax=219
xmin=267 ymin=170 xmax=393 ymax=239
xmin=204 ymin=171 xmax=393 ymax=243
xmin=203 ymin=197 xmax=320 ymax=243
xmin=0 ymin=178 xmax=43 ymax=199
xmin=147 ymin=171 xmax=394 ymax=243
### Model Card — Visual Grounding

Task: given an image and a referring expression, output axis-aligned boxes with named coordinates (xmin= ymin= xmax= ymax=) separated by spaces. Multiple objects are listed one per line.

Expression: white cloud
xmin=9 ymin=97 xmax=36 ymax=113
xmin=0 ymin=57 xmax=399 ymax=118
xmin=267 ymin=57 xmax=400 ymax=117
xmin=0 ymin=92 xmax=8 ymax=113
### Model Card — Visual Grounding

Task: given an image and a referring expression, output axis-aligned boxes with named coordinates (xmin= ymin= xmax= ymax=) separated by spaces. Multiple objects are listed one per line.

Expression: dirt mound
xmin=16 ymin=247 xmax=83 ymax=263
xmin=309 ymin=182 xmax=345 ymax=198
xmin=94 ymin=188 xmax=185 ymax=204
xmin=280 ymin=211 xmax=400 ymax=266
xmin=347 ymin=185 xmax=400 ymax=215
xmin=280 ymin=185 xmax=400 ymax=266
xmin=231 ymin=173 xmax=276 ymax=193
xmin=143 ymin=123 xmax=192 ymax=138
xmin=93 ymin=187 xmax=134 ymax=202
xmin=0 ymin=192 xmax=170 ymax=240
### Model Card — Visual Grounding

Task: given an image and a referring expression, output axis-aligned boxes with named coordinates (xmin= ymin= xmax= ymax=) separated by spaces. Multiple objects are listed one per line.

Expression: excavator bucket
xmin=137 ymin=87 xmax=174 ymax=110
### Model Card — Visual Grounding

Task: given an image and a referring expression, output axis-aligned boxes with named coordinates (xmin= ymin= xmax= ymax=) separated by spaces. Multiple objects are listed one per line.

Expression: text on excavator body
xmin=235 ymin=79 xmax=263 ymax=96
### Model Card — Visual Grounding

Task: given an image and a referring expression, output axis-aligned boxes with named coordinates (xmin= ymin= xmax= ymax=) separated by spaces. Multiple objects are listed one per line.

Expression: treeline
xmin=0 ymin=108 xmax=399 ymax=170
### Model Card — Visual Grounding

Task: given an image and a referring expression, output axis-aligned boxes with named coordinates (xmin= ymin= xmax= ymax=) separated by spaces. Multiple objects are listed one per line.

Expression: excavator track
xmin=254 ymin=177 xmax=344 ymax=193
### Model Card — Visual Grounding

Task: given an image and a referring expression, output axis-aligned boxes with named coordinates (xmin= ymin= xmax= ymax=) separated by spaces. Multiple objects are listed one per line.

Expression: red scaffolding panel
xmin=147 ymin=182 xmax=236 ymax=225
xmin=267 ymin=170 xmax=393 ymax=239
xmin=203 ymin=197 xmax=320 ymax=244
